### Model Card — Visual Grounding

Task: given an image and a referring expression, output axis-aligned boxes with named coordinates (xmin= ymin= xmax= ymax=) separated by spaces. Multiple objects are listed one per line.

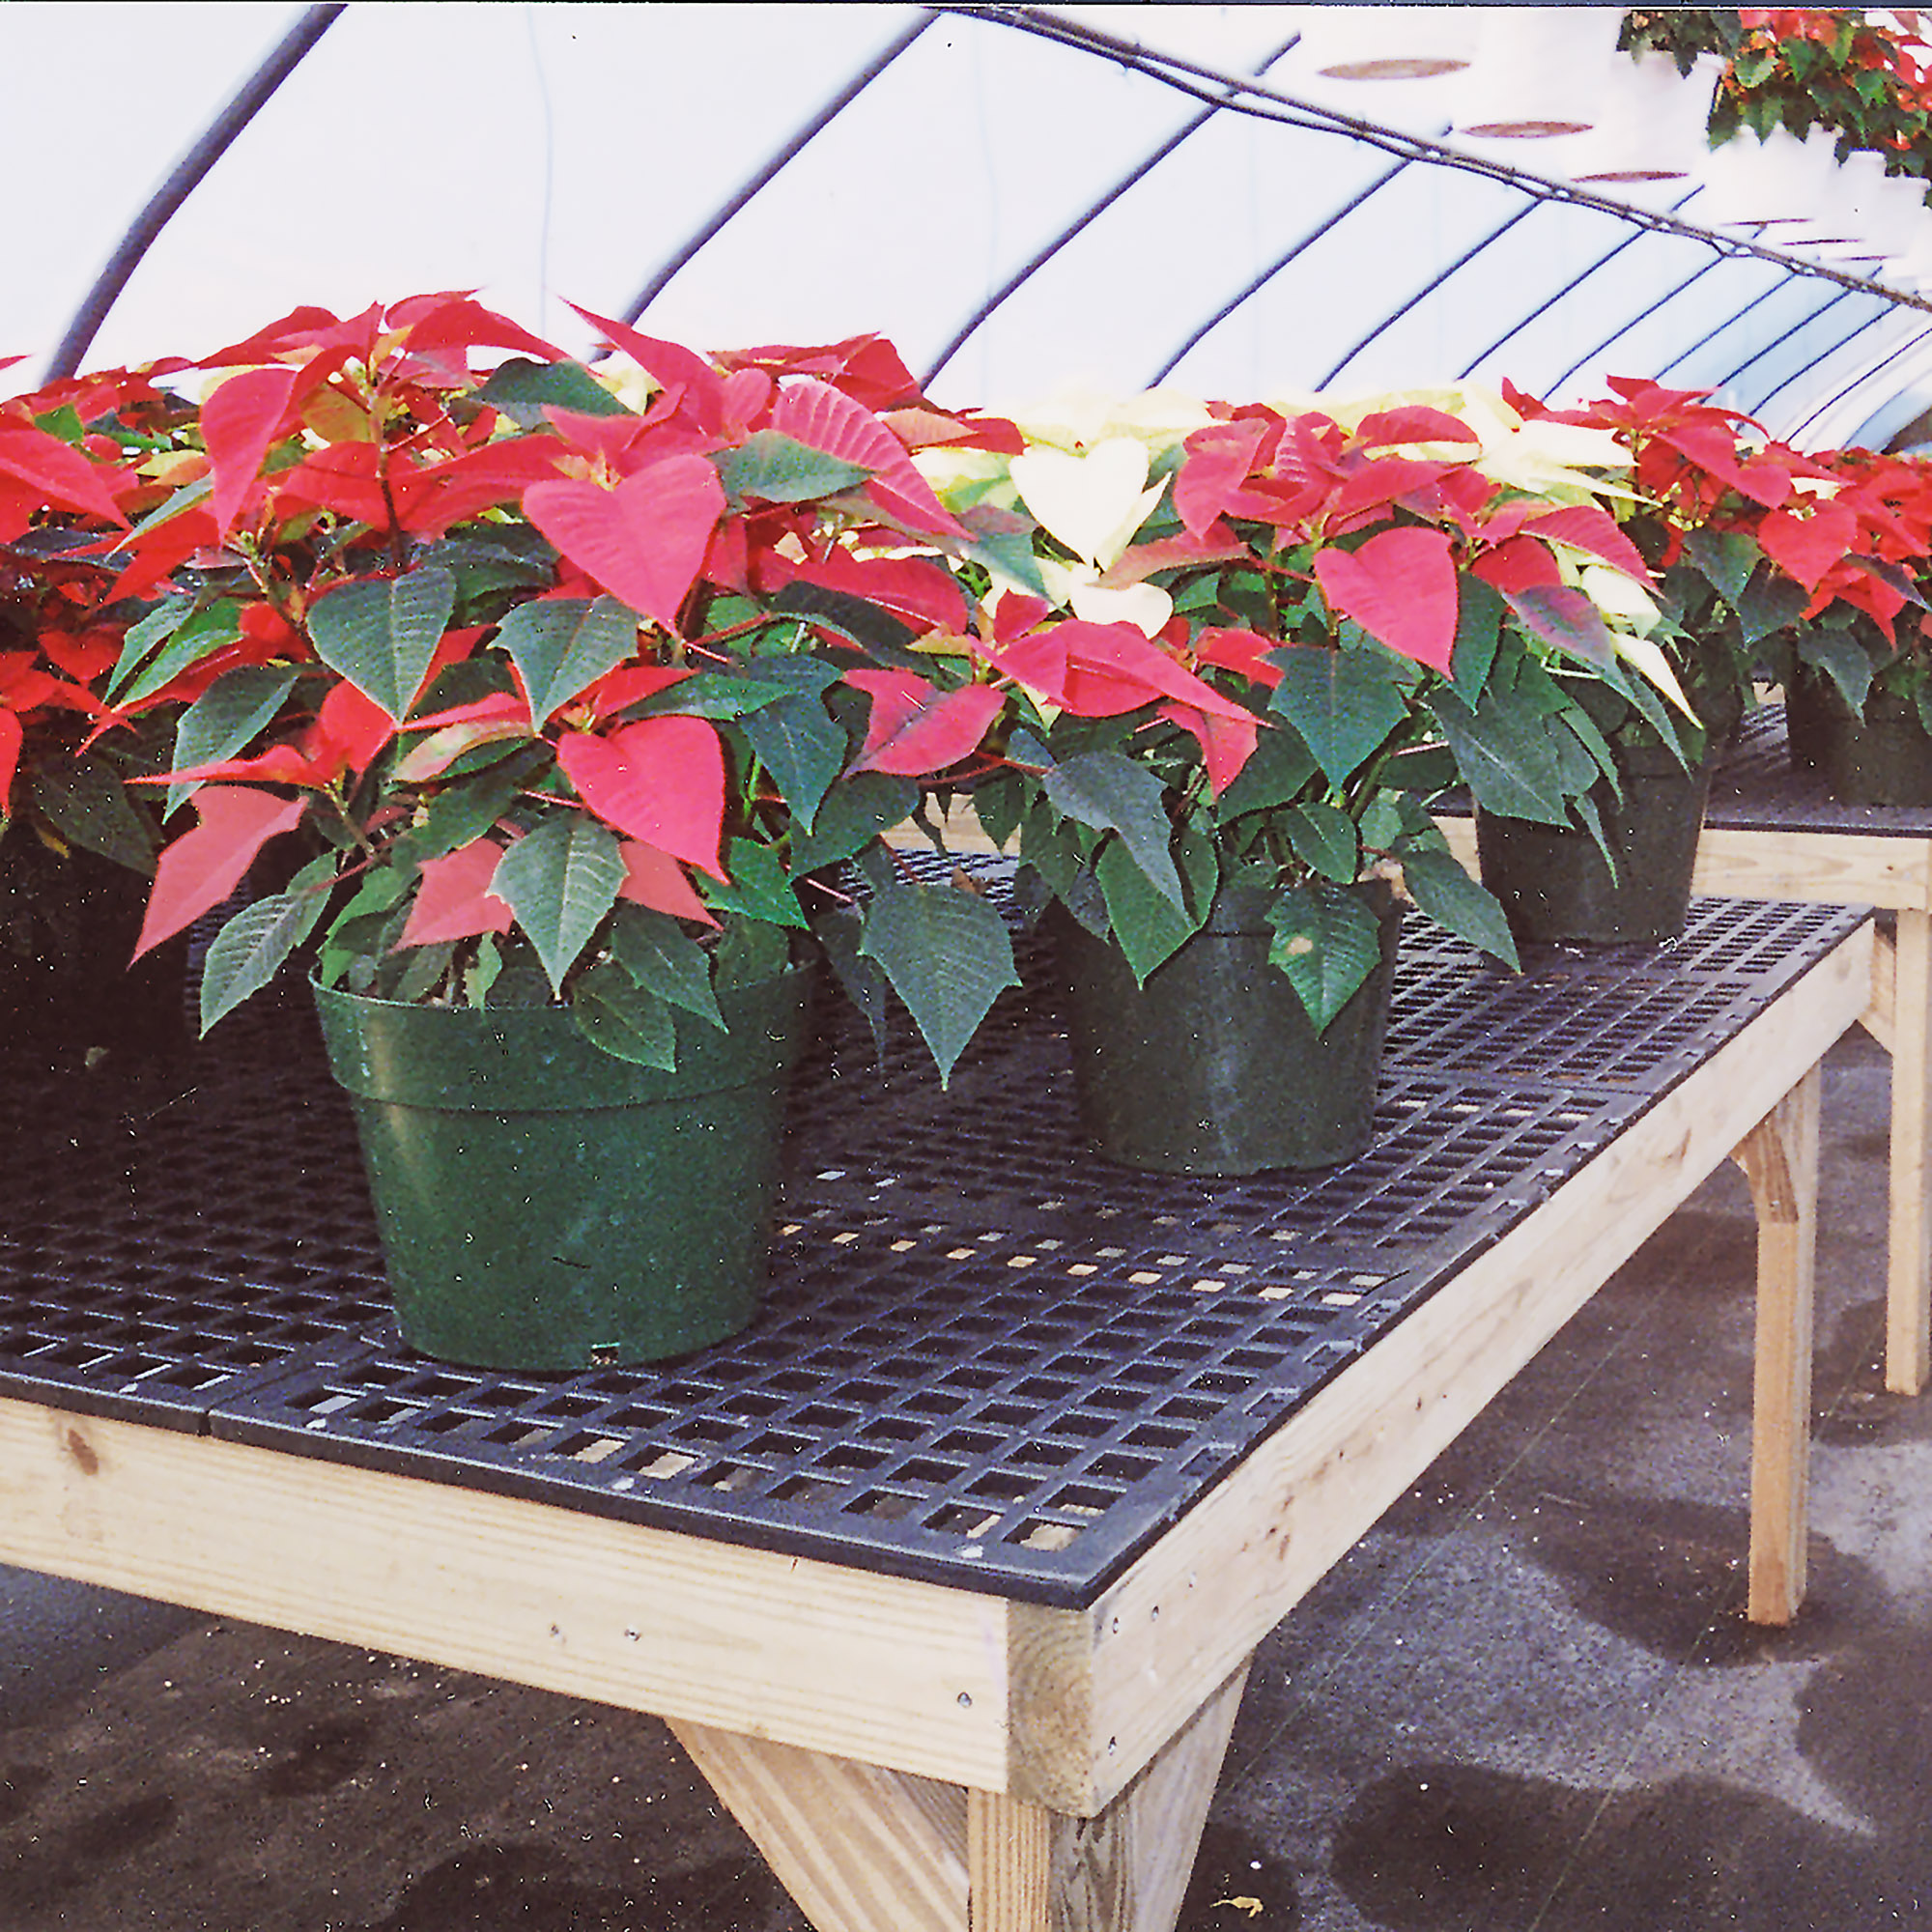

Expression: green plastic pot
xmin=1475 ymin=741 xmax=1713 ymax=948
xmin=313 ymin=968 xmax=812 ymax=1370
xmin=1785 ymin=672 xmax=1932 ymax=808
xmin=1056 ymin=881 xmax=1402 ymax=1176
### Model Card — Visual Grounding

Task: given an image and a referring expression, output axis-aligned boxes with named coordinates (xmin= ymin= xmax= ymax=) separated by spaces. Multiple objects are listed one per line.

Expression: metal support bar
xmin=44 ymin=3 xmax=347 ymax=380
xmin=921 ymin=32 xmax=1302 ymax=389
xmin=620 ymin=11 xmax=941 ymax=328
xmin=1148 ymin=157 xmax=1413 ymax=386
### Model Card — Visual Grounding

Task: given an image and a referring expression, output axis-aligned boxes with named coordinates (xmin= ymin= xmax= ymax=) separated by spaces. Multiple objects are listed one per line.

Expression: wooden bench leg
xmin=1886 ymin=909 xmax=1932 ymax=1394
xmin=967 ymin=1662 xmax=1251 ymax=1932
xmin=1732 ymin=1065 xmax=1821 ymax=1626
xmin=670 ymin=1661 xmax=1251 ymax=1932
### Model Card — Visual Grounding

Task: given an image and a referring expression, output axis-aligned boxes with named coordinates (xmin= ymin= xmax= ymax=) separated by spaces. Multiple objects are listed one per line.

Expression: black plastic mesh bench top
xmin=1704 ymin=702 xmax=1932 ymax=838
xmin=0 ymin=881 xmax=1866 ymax=1607
xmin=1437 ymin=701 xmax=1932 ymax=841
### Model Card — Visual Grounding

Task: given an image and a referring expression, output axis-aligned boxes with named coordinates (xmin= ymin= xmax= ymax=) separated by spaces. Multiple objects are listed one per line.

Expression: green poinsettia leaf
xmin=1266 ymin=881 xmax=1383 ymax=1033
xmin=712 ymin=916 xmax=793 ymax=994
xmin=29 ymin=753 xmax=156 ymax=873
xmin=390 ymin=753 xmax=545 ymax=869
xmin=1451 ymin=575 xmax=1504 ymax=701
xmin=571 ymin=957 xmax=680 ymax=1069
xmin=1265 ymin=646 xmax=1407 ymax=786
xmin=1684 ymin=528 xmax=1761 ymax=608
xmin=493 ymin=595 xmax=637 ymax=726
xmin=718 ymin=431 xmax=873 ymax=505
xmin=1213 ymin=724 xmax=1319 ymax=823
xmin=1096 ymin=838 xmax=1200 ymax=983
xmin=858 ymin=875 xmax=1018 ymax=1086
xmin=1282 ymin=800 xmax=1360 ymax=884
xmin=814 ymin=903 xmax=894 ymax=1066
xmin=1042 ymin=750 xmax=1184 ymax=910
xmin=790 ymin=772 xmax=920 ymax=872
xmin=703 ymin=838 xmax=808 ymax=929
xmin=490 ymin=812 xmax=625 ymax=993
xmin=111 ymin=598 xmax=242 ymax=709
xmin=1399 ymin=846 xmax=1518 ymax=968
xmin=318 ymin=869 xmax=411 ymax=989
xmin=628 ymin=673 xmax=793 ymax=722
xmin=769 ymin=582 xmax=923 ymax=668
xmin=169 ymin=666 xmax=300 ymax=818
xmin=1428 ymin=685 xmax=1570 ymax=826
xmin=736 ymin=658 xmax=846 ymax=830
xmin=308 ymin=564 xmax=457 ymax=724
xmin=198 ymin=854 xmax=335 ymax=1033
xmin=1795 ymin=628 xmax=1876 ymax=716
xmin=609 ymin=903 xmax=725 ymax=1031
xmin=478 ymin=356 xmax=632 ymax=427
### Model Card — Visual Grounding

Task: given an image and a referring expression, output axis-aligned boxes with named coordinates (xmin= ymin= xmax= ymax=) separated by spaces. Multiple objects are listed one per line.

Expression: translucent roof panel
xmin=3 ymin=3 xmax=1928 ymax=448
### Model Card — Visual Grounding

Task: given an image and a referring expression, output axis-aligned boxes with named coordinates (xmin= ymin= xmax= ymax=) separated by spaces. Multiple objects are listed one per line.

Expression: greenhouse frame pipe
xmin=1317 ymin=196 xmax=1544 ymax=391
xmin=619 ymin=10 xmax=939 ymax=327
xmin=1786 ymin=327 xmax=1932 ymax=443
xmin=44 ymin=2 xmax=346 ymax=380
xmin=1543 ymin=257 xmax=1730 ymax=396
xmin=1741 ymin=309 xmax=1894 ymax=419
xmin=1651 ymin=277 xmax=1800 ymax=382
xmin=1709 ymin=288 xmax=1859 ymax=395
xmin=1146 ymin=156 xmax=1413 ymax=386
xmin=1454 ymin=196 xmax=1698 ymax=382
xmin=922 ymin=30 xmax=1303 ymax=388
xmin=977 ymin=5 xmax=1932 ymax=314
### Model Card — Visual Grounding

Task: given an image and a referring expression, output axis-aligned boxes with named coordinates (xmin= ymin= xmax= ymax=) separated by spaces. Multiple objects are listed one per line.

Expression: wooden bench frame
xmin=0 ymin=919 xmax=1870 ymax=1932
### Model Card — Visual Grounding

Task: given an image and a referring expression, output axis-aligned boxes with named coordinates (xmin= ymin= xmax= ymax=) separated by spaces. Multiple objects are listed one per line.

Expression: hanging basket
xmin=1453 ymin=7 xmax=1626 ymax=139
xmin=313 ymin=967 xmax=813 ymax=1370
xmin=1055 ymin=882 xmax=1403 ymax=1176
xmin=1566 ymin=50 xmax=1724 ymax=185
xmin=1292 ymin=6 xmax=1475 ymax=81
xmin=1474 ymin=744 xmax=1714 ymax=949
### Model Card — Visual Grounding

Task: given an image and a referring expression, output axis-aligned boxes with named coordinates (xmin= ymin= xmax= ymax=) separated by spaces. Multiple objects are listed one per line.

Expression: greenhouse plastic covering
xmin=5 ymin=3 xmax=1931 ymax=447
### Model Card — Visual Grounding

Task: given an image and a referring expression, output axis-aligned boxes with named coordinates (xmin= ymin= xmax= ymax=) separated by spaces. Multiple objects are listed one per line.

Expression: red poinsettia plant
xmin=1503 ymin=374 xmax=1932 ymax=751
xmin=102 ymin=295 xmax=1028 ymax=1081
xmin=0 ymin=358 xmax=219 ymax=991
xmin=912 ymin=390 xmax=1686 ymax=1024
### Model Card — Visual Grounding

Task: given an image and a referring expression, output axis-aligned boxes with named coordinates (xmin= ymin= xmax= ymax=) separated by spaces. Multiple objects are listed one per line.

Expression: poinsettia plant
xmin=1510 ymin=374 xmax=1932 ymax=734
xmin=1747 ymin=441 xmax=1932 ymax=720
xmin=1711 ymin=10 xmax=1932 ymax=174
xmin=113 ymin=296 xmax=1027 ymax=1082
xmin=0 ymin=359 xmax=214 ymax=991
xmin=907 ymin=384 xmax=1696 ymax=1027
xmin=1622 ymin=9 xmax=1932 ymax=177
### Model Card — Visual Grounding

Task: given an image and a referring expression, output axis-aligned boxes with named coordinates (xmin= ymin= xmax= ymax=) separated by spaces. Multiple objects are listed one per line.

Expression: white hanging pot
xmin=1780 ymin=142 xmax=1878 ymax=249
xmin=1882 ymin=208 xmax=1932 ymax=290
xmin=1691 ymin=127 xmax=1837 ymax=230
xmin=1452 ymin=7 xmax=1628 ymax=139
xmin=1292 ymin=5 xmax=1476 ymax=81
xmin=1567 ymin=50 xmax=1724 ymax=184
xmin=1846 ymin=159 xmax=1925 ymax=259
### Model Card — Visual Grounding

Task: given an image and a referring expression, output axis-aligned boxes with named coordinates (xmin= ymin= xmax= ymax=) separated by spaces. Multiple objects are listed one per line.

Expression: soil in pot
xmin=1055 ymin=880 xmax=1402 ymax=1176
xmin=313 ymin=967 xmax=812 ymax=1370
xmin=1475 ymin=741 xmax=1713 ymax=948
xmin=1784 ymin=672 xmax=1932 ymax=808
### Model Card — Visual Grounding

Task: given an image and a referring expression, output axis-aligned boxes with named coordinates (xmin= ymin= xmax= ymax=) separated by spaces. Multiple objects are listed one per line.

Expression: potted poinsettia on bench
xmin=906 ymin=382 xmax=1695 ymax=1172
xmin=120 ymin=295 xmax=1023 ymax=1368
xmin=0 ymin=358 xmax=210 ymax=1065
